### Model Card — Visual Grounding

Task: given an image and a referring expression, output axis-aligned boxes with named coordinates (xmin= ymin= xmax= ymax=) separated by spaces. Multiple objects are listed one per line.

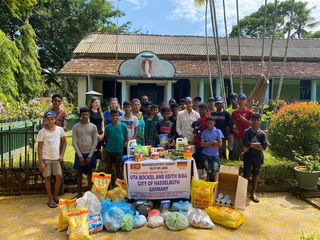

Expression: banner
xmin=124 ymin=159 xmax=195 ymax=199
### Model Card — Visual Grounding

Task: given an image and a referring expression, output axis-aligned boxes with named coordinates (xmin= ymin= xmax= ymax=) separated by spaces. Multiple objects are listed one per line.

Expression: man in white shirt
xmin=176 ymin=97 xmax=200 ymax=143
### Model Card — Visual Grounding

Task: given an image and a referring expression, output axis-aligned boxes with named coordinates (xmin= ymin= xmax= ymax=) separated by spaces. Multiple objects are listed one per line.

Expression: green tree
xmin=229 ymin=0 xmax=319 ymax=38
xmin=303 ymin=30 xmax=320 ymax=38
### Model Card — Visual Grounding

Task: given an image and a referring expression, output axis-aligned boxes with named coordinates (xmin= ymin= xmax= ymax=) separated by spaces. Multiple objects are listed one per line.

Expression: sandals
xmin=251 ymin=195 xmax=260 ymax=203
xmin=47 ymin=201 xmax=58 ymax=208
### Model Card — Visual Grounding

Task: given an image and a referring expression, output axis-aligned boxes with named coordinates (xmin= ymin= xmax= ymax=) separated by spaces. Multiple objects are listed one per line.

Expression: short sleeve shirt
xmin=105 ymin=123 xmax=128 ymax=153
xmin=103 ymin=110 xmax=123 ymax=125
xmin=119 ymin=115 xmax=138 ymax=140
xmin=36 ymin=126 xmax=65 ymax=160
xmin=156 ymin=121 xmax=175 ymax=139
xmin=231 ymin=108 xmax=253 ymax=140
xmin=201 ymin=127 xmax=224 ymax=157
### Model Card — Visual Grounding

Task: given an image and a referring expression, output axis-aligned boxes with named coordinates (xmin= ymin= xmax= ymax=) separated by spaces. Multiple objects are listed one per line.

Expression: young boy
xmin=155 ymin=107 xmax=176 ymax=145
xmin=200 ymin=116 xmax=224 ymax=181
xmin=37 ymin=111 xmax=66 ymax=208
xmin=119 ymin=101 xmax=138 ymax=141
xmin=169 ymin=103 xmax=180 ymax=138
xmin=243 ymin=113 xmax=268 ymax=203
xmin=105 ymin=109 xmax=128 ymax=181
xmin=145 ymin=104 xmax=162 ymax=147
xmin=72 ymin=107 xmax=98 ymax=198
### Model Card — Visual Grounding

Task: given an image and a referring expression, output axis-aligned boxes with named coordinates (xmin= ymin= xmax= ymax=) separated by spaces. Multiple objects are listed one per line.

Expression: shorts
xmin=105 ymin=151 xmax=123 ymax=166
xmin=73 ymin=153 xmax=97 ymax=175
xmin=201 ymin=154 xmax=220 ymax=175
xmin=243 ymin=152 xmax=262 ymax=177
xmin=43 ymin=160 xmax=62 ymax=177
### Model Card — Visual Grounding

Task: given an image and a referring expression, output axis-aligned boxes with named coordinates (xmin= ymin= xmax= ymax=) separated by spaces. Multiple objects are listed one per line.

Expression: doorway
xmin=130 ymin=83 xmax=164 ymax=104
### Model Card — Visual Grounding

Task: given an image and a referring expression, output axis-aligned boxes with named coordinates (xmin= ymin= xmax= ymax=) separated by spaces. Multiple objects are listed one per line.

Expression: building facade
xmin=58 ymin=33 xmax=320 ymax=106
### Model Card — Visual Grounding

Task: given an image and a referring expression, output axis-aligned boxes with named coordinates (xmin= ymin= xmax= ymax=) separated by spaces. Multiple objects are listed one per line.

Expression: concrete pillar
xmin=198 ymin=79 xmax=204 ymax=101
xmin=87 ymin=74 xmax=93 ymax=91
xmin=121 ymin=80 xmax=127 ymax=105
xmin=264 ymin=85 xmax=270 ymax=104
xmin=215 ymin=79 xmax=221 ymax=97
xmin=166 ymin=81 xmax=172 ymax=102
xmin=311 ymin=79 xmax=317 ymax=101
xmin=78 ymin=76 xmax=87 ymax=107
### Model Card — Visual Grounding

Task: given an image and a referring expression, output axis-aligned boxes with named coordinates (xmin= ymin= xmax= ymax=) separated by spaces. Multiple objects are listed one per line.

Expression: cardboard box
xmin=214 ymin=165 xmax=248 ymax=210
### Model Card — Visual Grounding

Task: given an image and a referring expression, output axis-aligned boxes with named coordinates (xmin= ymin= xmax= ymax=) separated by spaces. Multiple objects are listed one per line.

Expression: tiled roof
xmin=58 ymin=57 xmax=320 ymax=79
xmin=73 ymin=33 xmax=320 ymax=59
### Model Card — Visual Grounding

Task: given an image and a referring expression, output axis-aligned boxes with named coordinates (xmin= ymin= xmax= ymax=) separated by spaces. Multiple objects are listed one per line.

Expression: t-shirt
xmin=194 ymin=117 xmax=208 ymax=147
xmin=211 ymin=110 xmax=230 ymax=138
xmin=90 ymin=110 xmax=103 ymax=132
xmin=36 ymin=126 xmax=65 ymax=160
xmin=156 ymin=120 xmax=175 ymax=139
xmin=201 ymin=127 xmax=224 ymax=157
xmin=119 ymin=115 xmax=138 ymax=140
xmin=226 ymin=107 xmax=237 ymax=115
xmin=72 ymin=122 xmax=98 ymax=158
xmin=105 ymin=123 xmax=128 ymax=153
xmin=103 ymin=110 xmax=123 ymax=125
xmin=145 ymin=116 xmax=162 ymax=146
xmin=44 ymin=109 xmax=67 ymax=128
xmin=243 ymin=128 xmax=268 ymax=164
xmin=231 ymin=108 xmax=253 ymax=140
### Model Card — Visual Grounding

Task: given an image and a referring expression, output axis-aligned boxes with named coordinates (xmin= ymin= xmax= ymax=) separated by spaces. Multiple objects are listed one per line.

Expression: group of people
xmin=37 ymin=92 xmax=268 ymax=208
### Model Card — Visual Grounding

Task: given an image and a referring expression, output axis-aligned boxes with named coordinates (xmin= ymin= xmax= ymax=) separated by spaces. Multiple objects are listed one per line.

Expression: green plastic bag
xmin=165 ymin=212 xmax=189 ymax=231
xmin=120 ymin=214 xmax=133 ymax=232
xmin=134 ymin=145 xmax=149 ymax=157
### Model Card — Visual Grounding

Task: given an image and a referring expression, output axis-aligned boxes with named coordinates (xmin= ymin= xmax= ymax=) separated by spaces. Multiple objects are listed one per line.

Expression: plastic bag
xmin=205 ymin=205 xmax=245 ymax=229
xmin=191 ymin=178 xmax=218 ymax=209
xmin=165 ymin=212 xmax=189 ymax=231
xmin=57 ymin=198 xmax=77 ymax=232
xmin=103 ymin=207 xmax=125 ymax=232
xmin=88 ymin=215 xmax=103 ymax=234
xmin=91 ymin=172 xmax=111 ymax=200
xmin=67 ymin=208 xmax=92 ymax=240
xmin=186 ymin=207 xmax=215 ymax=229
xmin=147 ymin=216 xmax=164 ymax=228
xmin=121 ymin=214 xmax=134 ymax=232
xmin=160 ymin=211 xmax=171 ymax=220
xmin=147 ymin=209 xmax=160 ymax=220
xmin=101 ymin=200 xmax=135 ymax=216
xmin=134 ymin=145 xmax=149 ymax=157
xmin=171 ymin=201 xmax=192 ymax=212
xmin=106 ymin=179 xmax=128 ymax=201
xmin=133 ymin=212 xmax=147 ymax=228
xmin=76 ymin=191 xmax=102 ymax=216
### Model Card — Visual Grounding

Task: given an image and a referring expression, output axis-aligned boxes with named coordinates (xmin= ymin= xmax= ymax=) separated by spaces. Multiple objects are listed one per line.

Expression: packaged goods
xmin=120 ymin=214 xmax=134 ymax=232
xmin=76 ymin=191 xmax=101 ymax=216
xmin=171 ymin=200 xmax=192 ymax=212
xmin=106 ymin=179 xmax=128 ymax=201
xmin=102 ymin=207 xmax=125 ymax=232
xmin=91 ymin=172 xmax=111 ymax=200
xmin=159 ymin=134 xmax=169 ymax=146
xmin=88 ymin=215 xmax=103 ymax=234
xmin=127 ymin=139 xmax=137 ymax=155
xmin=183 ymin=151 xmax=193 ymax=160
xmin=186 ymin=207 xmax=215 ymax=229
xmin=147 ymin=209 xmax=161 ymax=220
xmin=206 ymin=205 xmax=245 ymax=229
xmin=147 ymin=216 xmax=164 ymax=228
xmin=134 ymin=144 xmax=149 ymax=157
xmin=133 ymin=212 xmax=147 ymax=228
xmin=151 ymin=152 xmax=159 ymax=160
xmin=160 ymin=200 xmax=171 ymax=212
xmin=57 ymin=198 xmax=77 ymax=232
xmin=191 ymin=178 xmax=218 ymax=209
xmin=165 ymin=212 xmax=189 ymax=231
xmin=101 ymin=200 xmax=135 ymax=216
xmin=67 ymin=208 xmax=91 ymax=240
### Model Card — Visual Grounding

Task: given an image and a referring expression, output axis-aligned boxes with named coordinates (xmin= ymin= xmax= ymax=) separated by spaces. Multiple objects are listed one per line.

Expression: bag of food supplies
xmin=147 ymin=216 xmax=164 ymax=228
xmin=191 ymin=177 xmax=217 ymax=209
xmin=120 ymin=213 xmax=134 ymax=232
xmin=76 ymin=191 xmax=101 ymax=216
xmin=106 ymin=178 xmax=128 ymax=201
xmin=57 ymin=198 xmax=77 ymax=232
xmin=67 ymin=208 xmax=91 ymax=240
xmin=91 ymin=172 xmax=111 ymax=200
xmin=165 ymin=212 xmax=189 ymax=231
xmin=186 ymin=207 xmax=215 ymax=229
xmin=205 ymin=205 xmax=245 ymax=229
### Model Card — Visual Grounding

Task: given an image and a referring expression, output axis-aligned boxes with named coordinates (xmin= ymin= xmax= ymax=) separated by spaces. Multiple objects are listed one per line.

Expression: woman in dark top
xmin=88 ymin=97 xmax=104 ymax=159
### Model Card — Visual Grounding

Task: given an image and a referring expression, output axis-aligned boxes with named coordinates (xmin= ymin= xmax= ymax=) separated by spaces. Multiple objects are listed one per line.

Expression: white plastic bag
xmin=76 ymin=191 xmax=102 ymax=216
xmin=147 ymin=216 xmax=164 ymax=228
xmin=186 ymin=207 xmax=215 ymax=229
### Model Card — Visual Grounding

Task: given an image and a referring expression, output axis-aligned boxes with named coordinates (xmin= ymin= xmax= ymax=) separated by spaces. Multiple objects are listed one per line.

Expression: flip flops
xmin=47 ymin=201 xmax=58 ymax=208
xmin=251 ymin=196 xmax=260 ymax=203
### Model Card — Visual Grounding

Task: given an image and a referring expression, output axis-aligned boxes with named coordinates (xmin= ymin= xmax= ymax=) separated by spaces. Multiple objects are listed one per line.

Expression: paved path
xmin=0 ymin=192 xmax=319 ymax=240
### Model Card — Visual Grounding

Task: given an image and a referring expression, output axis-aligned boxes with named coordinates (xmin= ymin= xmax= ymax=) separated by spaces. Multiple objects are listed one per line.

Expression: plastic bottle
xmin=127 ymin=139 xmax=137 ymax=155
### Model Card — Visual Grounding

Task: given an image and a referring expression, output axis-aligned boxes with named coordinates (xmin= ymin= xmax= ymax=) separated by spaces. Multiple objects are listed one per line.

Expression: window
xmin=300 ymin=80 xmax=311 ymax=100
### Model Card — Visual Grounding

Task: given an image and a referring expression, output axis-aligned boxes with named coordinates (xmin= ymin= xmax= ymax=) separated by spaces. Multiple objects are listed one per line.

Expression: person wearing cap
xmin=231 ymin=93 xmax=253 ymax=160
xmin=193 ymin=96 xmax=202 ymax=112
xmin=211 ymin=97 xmax=230 ymax=159
xmin=37 ymin=110 xmax=67 ymax=208
xmin=243 ymin=113 xmax=268 ymax=203
xmin=176 ymin=97 xmax=200 ymax=143
xmin=207 ymin=97 xmax=216 ymax=115
xmin=226 ymin=93 xmax=239 ymax=159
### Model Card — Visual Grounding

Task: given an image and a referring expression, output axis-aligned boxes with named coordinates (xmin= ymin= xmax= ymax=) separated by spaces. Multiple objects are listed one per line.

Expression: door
xmin=130 ymin=84 xmax=164 ymax=104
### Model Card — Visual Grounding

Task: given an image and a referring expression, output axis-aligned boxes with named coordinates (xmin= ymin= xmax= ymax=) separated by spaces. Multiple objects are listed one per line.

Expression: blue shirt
xmin=201 ymin=127 xmax=224 ymax=157
xmin=103 ymin=110 xmax=123 ymax=125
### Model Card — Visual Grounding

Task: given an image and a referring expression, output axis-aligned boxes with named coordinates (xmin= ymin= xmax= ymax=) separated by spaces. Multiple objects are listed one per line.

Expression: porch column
xmin=215 ymin=79 xmax=221 ymax=97
xmin=166 ymin=81 xmax=172 ymax=102
xmin=311 ymin=79 xmax=317 ymax=101
xmin=121 ymin=80 xmax=127 ymax=105
xmin=87 ymin=74 xmax=93 ymax=91
xmin=264 ymin=85 xmax=270 ymax=104
xmin=198 ymin=79 xmax=204 ymax=100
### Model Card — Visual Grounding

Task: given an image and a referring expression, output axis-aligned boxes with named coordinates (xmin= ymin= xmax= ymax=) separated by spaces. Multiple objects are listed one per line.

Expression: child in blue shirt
xmin=201 ymin=116 xmax=224 ymax=181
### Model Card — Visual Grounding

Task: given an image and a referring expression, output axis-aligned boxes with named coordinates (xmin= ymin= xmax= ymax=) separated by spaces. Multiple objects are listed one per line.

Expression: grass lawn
xmin=64 ymin=135 xmax=75 ymax=163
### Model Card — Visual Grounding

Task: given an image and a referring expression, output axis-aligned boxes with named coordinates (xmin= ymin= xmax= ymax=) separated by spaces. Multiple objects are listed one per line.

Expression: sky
xmin=112 ymin=0 xmax=320 ymax=36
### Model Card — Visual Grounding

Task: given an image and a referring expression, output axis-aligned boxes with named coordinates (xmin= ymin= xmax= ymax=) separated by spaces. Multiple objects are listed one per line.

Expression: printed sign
xmin=124 ymin=159 xmax=194 ymax=199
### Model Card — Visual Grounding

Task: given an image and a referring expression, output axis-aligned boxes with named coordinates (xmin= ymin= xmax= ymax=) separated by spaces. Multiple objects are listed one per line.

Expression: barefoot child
xmin=37 ymin=111 xmax=66 ymax=208
xmin=72 ymin=107 xmax=98 ymax=198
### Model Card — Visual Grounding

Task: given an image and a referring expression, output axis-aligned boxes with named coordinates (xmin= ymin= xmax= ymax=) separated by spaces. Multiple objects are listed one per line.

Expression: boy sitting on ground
xmin=200 ymin=116 xmax=224 ymax=182
xmin=37 ymin=111 xmax=67 ymax=208
xmin=243 ymin=113 xmax=268 ymax=203
xmin=72 ymin=107 xmax=98 ymax=198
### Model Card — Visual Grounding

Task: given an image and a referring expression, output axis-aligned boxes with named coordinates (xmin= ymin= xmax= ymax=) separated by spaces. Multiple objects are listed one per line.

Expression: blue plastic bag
xmin=133 ymin=211 xmax=147 ymax=228
xmin=171 ymin=201 xmax=192 ymax=212
xmin=101 ymin=200 xmax=135 ymax=216
xmin=102 ymin=207 xmax=125 ymax=232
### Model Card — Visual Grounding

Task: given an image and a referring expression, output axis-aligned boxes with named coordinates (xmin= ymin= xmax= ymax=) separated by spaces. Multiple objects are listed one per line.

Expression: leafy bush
xmin=268 ymin=102 xmax=320 ymax=159
xmin=63 ymin=161 xmax=77 ymax=185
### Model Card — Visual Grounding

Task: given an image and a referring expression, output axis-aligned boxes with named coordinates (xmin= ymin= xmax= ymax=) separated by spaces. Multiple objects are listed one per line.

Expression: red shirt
xmin=231 ymin=108 xmax=253 ymax=140
xmin=194 ymin=117 xmax=208 ymax=147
